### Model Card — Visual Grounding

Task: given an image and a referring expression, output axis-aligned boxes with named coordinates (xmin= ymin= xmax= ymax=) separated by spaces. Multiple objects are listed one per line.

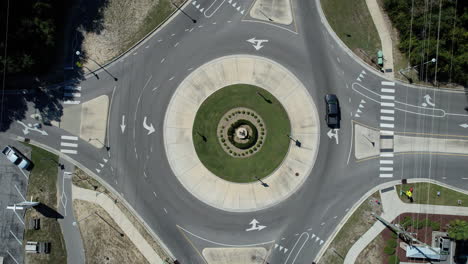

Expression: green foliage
xmin=384 ymin=246 xmax=396 ymax=255
xmin=401 ymin=216 xmax=413 ymax=229
xmin=386 ymin=239 xmax=397 ymax=248
xmin=431 ymin=221 xmax=441 ymax=231
xmin=383 ymin=0 xmax=468 ymax=85
xmin=391 ymin=232 xmax=399 ymax=239
xmin=448 ymin=219 xmax=468 ymax=240
xmin=388 ymin=254 xmax=400 ymax=264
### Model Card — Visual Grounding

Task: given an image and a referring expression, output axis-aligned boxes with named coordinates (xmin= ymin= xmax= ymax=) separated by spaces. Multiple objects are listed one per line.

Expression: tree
xmin=448 ymin=219 xmax=468 ymax=240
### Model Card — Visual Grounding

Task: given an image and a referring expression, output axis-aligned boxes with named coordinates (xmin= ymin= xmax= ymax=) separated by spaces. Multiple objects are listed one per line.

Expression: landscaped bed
xmin=192 ymin=84 xmax=291 ymax=183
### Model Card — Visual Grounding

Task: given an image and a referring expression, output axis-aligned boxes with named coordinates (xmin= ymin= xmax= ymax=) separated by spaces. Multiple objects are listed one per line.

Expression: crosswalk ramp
xmin=60 ymin=135 xmax=78 ymax=154
xmin=379 ymin=81 xmax=395 ymax=178
xmin=63 ymin=86 xmax=81 ymax=105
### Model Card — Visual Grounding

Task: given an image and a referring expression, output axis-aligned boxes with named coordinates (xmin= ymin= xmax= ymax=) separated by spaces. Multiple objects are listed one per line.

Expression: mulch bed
xmin=380 ymin=213 xmax=468 ymax=263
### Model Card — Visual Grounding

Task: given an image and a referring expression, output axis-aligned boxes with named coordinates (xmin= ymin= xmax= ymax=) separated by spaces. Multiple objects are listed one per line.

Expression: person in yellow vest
xmin=406 ymin=190 xmax=413 ymax=203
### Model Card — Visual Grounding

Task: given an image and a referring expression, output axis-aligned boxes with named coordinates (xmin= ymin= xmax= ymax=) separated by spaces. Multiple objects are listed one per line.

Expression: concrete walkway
xmin=71 ymin=185 xmax=165 ymax=264
xmin=344 ymin=182 xmax=468 ymax=263
xmin=57 ymin=159 xmax=86 ymax=264
xmin=365 ymin=0 xmax=394 ymax=78
xmin=163 ymin=55 xmax=320 ymax=212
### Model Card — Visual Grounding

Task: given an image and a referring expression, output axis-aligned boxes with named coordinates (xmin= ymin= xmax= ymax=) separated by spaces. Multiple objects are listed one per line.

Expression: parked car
xmin=2 ymin=145 xmax=33 ymax=170
xmin=324 ymin=94 xmax=341 ymax=129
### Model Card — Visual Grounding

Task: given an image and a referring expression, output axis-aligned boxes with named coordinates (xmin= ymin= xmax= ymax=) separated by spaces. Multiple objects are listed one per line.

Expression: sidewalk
xmin=57 ymin=158 xmax=86 ymax=264
xmin=344 ymin=185 xmax=468 ymax=263
xmin=71 ymin=185 xmax=166 ymax=264
xmin=365 ymin=0 xmax=394 ymax=78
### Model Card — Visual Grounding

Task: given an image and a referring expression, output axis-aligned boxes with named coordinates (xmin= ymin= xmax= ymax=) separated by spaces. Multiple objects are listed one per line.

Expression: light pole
xmin=75 ymin=51 xmax=118 ymax=81
xmin=399 ymin=58 xmax=436 ymax=83
xmin=88 ymin=138 xmax=110 ymax=151
xmin=40 ymin=158 xmax=65 ymax=170
xmin=255 ymin=177 xmax=269 ymax=188
xmin=286 ymin=134 xmax=302 ymax=147
xmin=171 ymin=2 xmax=197 ymax=23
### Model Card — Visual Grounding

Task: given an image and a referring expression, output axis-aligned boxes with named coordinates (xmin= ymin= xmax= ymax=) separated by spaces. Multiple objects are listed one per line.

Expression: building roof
xmin=406 ymin=246 xmax=441 ymax=260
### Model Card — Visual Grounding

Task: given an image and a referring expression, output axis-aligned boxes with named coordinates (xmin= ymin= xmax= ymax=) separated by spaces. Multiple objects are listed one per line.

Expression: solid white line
xmin=164 ymin=208 xmax=168 ymax=214
xmin=10 ymin=230 xmax=22 ymax=245
xmin=381 ymin=88 xmax=395 ymax=93
xmin=64 ymin=100 xmax=80 ymax=105
xmin=160 ymin=58 xmax=165 ymax=63
xmin=60 ymin=149 xmax=77 ymax=154
xmin=6 ymin=250 xmax=20 ymax=264
xmin=381 ymin=109 xmax=395 ymax=114
xmin=381 ymin=81 xmax=395 ymax=86
xmin=380 ymin=174 xmax=393 ymax=178
xmin=381 ymin=102 xmax=395 ymax=107
xmin=380 ymin=123 xmax=394 ymax=128
xmin=380 ymin=160 xmax=394 ymax=164
xmin=13 ymin=210 xmax=24 ymax=225
xmin=61 ymin=135 xmax=78 ymax=140
xmin=19 ymin=168 xmax=29 ymax=180
xmin=380 ymin=153 xmax=394 ymax=157
xmin=380 ymin=130 xmax=394 ymax=135
xmin=381 ymin=95 xmax=395 ymax=100
xmin=60 ymin=142 xmax=78 ymax=147
xmin=380 ymin=167 xmax=393 ymax=171
xmin=380 ymin=116 xmax=395 ymax=121
xmin=347 ymin=120 xmax=354 ymax=165
xmin=14 ymin=185 xmax=26 ymax=201
xmin=64 ymin=92 xmax=81 ymax=97
xmin=153 ymin=191 xmax=158 ymax=198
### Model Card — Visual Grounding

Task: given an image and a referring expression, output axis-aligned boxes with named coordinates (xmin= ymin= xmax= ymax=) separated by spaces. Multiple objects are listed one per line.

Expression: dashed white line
xmin=171 ymin=33 xmax=175 ymax=36
xmin=153 ymin=191 xmax=158 ymax=198
xmin=169 ymin=76 xmax=175 ymax=81
xmin=212 ymin=22 xmax=217 ymax=24
xmin=161 ymin=58 xmax=165 ymax=63
xmin=164 ymin=208 xmax=168 ymax=214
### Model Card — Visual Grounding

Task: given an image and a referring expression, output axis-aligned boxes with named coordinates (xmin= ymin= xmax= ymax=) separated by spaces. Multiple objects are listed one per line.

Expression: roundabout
xmin=163 ymin=55 xmax=321 ymax=212
xmin=192 ymin=84 xmax=291 ymax=182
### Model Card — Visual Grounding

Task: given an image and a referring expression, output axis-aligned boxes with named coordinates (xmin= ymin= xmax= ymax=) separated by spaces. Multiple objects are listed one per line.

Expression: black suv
xmin=324 ymin=94 xmax=341 ymax=129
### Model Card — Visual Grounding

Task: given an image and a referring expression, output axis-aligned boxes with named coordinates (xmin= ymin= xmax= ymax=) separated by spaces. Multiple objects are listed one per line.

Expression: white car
xmin=2 ymin=145 xmax=33 ymax=170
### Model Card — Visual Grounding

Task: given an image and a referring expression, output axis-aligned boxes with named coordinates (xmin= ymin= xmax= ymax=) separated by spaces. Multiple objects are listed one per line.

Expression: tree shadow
xmin=33 ymin=203 xmax=64 ymax=220
xmin=0 ymin=0 xmax=110 ymax=132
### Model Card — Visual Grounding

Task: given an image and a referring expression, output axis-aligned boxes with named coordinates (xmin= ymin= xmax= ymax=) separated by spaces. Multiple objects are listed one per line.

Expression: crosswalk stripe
xmin=380 ymin=123 xmax=394 ymax=128
xmin=60 ymin=142 xmax=78 ymax=147
xmin=64 ymin=92 xmax=81 ymax=97
xmin=381 ymin=81 xmax=395 ymax=86
xmin=65 ymin=86 xmax=81 ymax=91
xmin=380 ymin=153 xmax=394 ymax=157
xmin=381 ymin=88 xmax=395 ymax=93
xmin=61 ymin=135 xmax=78 ymax=141
xmin=380 ymin=160 xmax=394 ymax=164
xmin=381 ymin=102 xmax=395 ymax=107
xmin=380 ymin=130 xmax=394 ymax=135
xmin=381 ymin=109 xmax=395 ymax=114
xmin=380 ymin=167 xmax=393 ymax=171
xmin=381 ymin=116 xmax=395 ymax=121
xmin=60 ymin=149 xmax=77 ymax=154
xmin=380 ymin=174 xmax=393 ymax=178
xmin=381 ymin=95 xmax=395 ymax=100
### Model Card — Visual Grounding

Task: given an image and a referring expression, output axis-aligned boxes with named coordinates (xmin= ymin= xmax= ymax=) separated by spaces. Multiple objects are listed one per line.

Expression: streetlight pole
xmin=172 ymin=2 xmax=197 ymax=23
xmin=41 ymin=158 xmax=65 ymax=170
xmin=399 ymin=58 xmax=436 ymax=83
xmin=75 ymin=51 xmax=118 ymax=81
xmin=255 ymin=177 xmax=269 ymax=188
xmin=286 ymin=134 xmax=302 ymax=147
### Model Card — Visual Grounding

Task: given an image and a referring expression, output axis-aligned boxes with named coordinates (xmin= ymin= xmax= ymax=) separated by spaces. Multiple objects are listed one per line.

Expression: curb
xmin=12 ymin=135 xmax=176 ymax=261
xmin=313 ymin=0 xmax=464 ymax=92
xmin=314 ymin=177 xmax=468 ymax=262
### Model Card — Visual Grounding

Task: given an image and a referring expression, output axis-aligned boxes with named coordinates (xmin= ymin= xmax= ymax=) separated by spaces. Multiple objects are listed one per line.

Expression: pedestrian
xmin=409 ymin=187 xmax=414 ymax=192
xmin=375 ymin=200 xmax=381 ymax=205
xmin=437 ymin=191 xmax=441 ymax=197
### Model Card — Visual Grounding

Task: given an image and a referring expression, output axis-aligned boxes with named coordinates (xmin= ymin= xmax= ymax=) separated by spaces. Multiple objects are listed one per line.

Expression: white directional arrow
xmin=240 ymin=9 xmax=244 ymax=14
xmin=423 ymin=94 xmax=435 ymax=107
xmin=143 ymin=116 xmax=155 ymax=135
xmin=460 ymin=123 xmax=468 ymax=128
xmin=245 ymin=219 xmax=266 ymax=231
xmin=199 ymin=8 xmax=204 ymax=12
xmin=103 ymin=158 xmax=108 ymax=163
xmin=232 ymin=2 xmax=237 ymax=7
xmin=196 ymin=4 xmax=200 ymax=8
xmin=17 ymin=121 xmax=48 ymax=136
xmin=327 ymin=129 xmax=339 ymax=144
xmin=236 ymin=6 xmax=240 ymax=11
xmin=192 ymin=0 xmax=196 ymax=5
xmin=120 ymin=115 xmax=126 ymax=133
xmin=246 ymin=38 xmax=269 ymax=51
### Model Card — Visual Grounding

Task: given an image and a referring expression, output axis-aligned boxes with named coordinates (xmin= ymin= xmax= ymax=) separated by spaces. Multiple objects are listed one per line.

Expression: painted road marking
xmin=380 ymin=153 xmax=394 ymax=158
xmin=380 ymin=174 xmax=393 ymax=178
xmin=60 ymin=142 xmax=78 ymax=147
xmin=60 ymin=135 xmax=78 ymax=154
xmin=381 ymin=109 xmax=395 ymax=114
xmin=380 ymin=123 xmax=394 ymax=128
xmin=381 ymin=116 xmax=395 ymax=121
xmin=380 ymin=130 xmax=394 ymax=135
xmin=380 ymin=160 xmax=394 ymax=164
xmin=381 ymin=95 xmax=395 ymax=100
xmin=381 ymin=102 xmax=395 ymax=107
xmin=381 ymin=88 xmax=395 ymax=93
xmin=380 ymin=167 xmax=393 ymax=171
xmin=64 ymin=100 xmax=80 ymax=104
xmin=381 ymin=81 xmax=395 ymax=86
xmin=61 ymin=136 xmax=78 ymax=140
xmin=60 ymin=149 xmax=77 ymax=154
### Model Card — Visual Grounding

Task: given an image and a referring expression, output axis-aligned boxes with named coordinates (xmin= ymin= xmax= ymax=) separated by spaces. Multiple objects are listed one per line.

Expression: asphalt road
xmin=2 ymin=0 xmax=468 ymax=263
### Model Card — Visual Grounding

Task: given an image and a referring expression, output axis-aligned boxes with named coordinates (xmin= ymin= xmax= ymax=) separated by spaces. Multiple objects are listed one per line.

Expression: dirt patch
xmin=72 ymin=168 xmax=173 ymax=262
xmin=319 ymin=192 xmax=383 ymax=264
xmin=356 ymin=235 xmax=384 ymax=264
xmin=73 ymin=200 xmax=149 ymax=264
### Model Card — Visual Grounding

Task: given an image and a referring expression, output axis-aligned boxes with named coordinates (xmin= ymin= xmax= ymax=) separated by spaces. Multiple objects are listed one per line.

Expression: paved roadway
xmin=2 ymin=0 xmax=468 ymax=263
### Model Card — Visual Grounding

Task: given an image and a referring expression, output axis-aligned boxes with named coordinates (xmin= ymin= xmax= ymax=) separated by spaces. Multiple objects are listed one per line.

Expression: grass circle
xmin=192 ymin=84 xmax=291 ymax=183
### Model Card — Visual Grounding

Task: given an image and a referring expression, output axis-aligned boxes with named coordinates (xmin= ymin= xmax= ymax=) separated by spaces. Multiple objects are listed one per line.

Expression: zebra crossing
xmin=64 ymin=86 xmax=81 ymax=105
xmin=60 ymin=135 xmax=78 ymax=154
xmin=379 ymin=81 xmax=395 ymax=178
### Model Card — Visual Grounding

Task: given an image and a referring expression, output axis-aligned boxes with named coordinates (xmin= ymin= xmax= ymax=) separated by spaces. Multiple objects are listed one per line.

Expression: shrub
xmin=246 ymin=112 xmax=250 ymax=115
xmin=233 ymin=153 xmax=237 ymax=156
xmin=386 ymin=239 xmax=397 ymax=248
xmin=384 ymin=246 xmax=395 ymax=255
xmin=229 ymin=150 xmax=232 ymax=153
xmin=249 ymin=149 xmax=253 ymax=153
xmin=391 ymin=232 xmax=398 ymax=239
xmin=259 ymin=123 xmax=263 ymax=127
xmin=261 ymin=128 xmax=264 ymax=131
xmin=242 ymin=111 xmax=245 ymax=114
xmin=257 ymin=144 xmax=261 ymax=147
xmin=225 ymin=118 xmax=228 ymax=121
xmin=221 ymin=126 xmax=224 ymax=129
xmin=221 ymin=138 xmax=225 ymax=142
xmin=259 ymin=140 xmax=262 ymax=144
xmin=261 ymin=132 xmax=265 ymax=135
xmin=253 ymin=147 xmax=257 ymax=151
xmin=414 ymin=220 xmax=424 ymax=229
xmin=431 ymin=221 xmax=441 ymax=231
xmin=401 ymin=216 xmax=412 ymax=229
xmin=388 ymin=254 xmax=399 ymax=264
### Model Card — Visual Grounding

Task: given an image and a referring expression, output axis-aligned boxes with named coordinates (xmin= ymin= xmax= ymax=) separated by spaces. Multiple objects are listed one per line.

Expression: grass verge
xmin=72 ymin=168 xmax=173 ymax=263
xmin=192 ymin=84 xmax=291 ymax=183
xmin=22 ymin=144 xmax=67 ymax=264
xmin=319 ymin=192 xmax=382 ymax=264
xmin=397 ymin=182 xmax=468 ymax=207
xmin=320 ymin=0 xmax=381 ymax=60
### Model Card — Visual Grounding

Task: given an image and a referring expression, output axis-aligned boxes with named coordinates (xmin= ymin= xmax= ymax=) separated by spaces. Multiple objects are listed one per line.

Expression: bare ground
xmin=73 ymin=200 xmax=149 ymax=264
xmin=80 ymin=0 xmax=159 ymax=71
